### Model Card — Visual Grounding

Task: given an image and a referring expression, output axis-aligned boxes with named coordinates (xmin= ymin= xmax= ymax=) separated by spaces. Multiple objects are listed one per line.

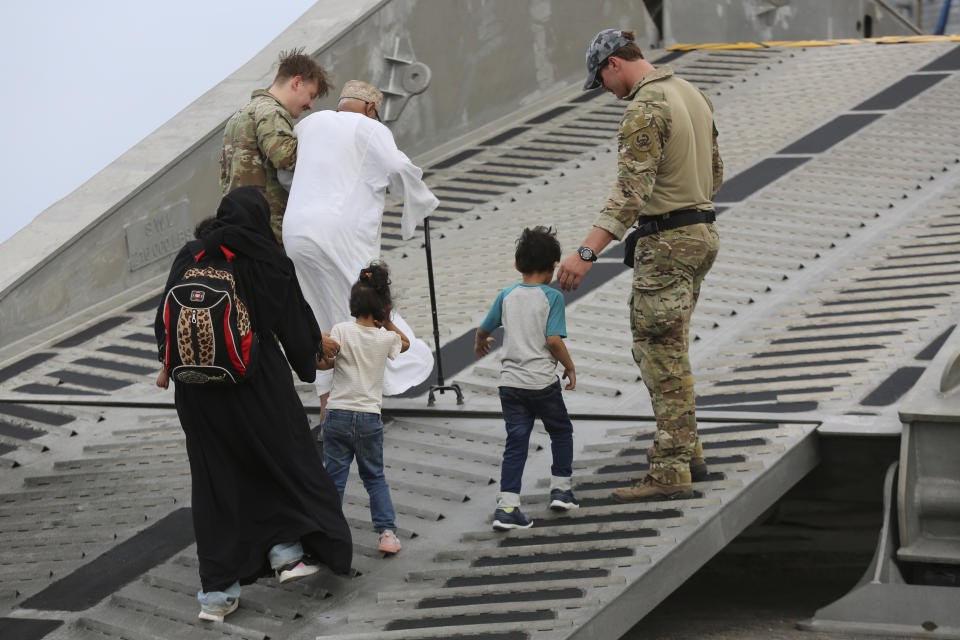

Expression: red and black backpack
xmin=161 ymin=244 xmax=259 ymax=384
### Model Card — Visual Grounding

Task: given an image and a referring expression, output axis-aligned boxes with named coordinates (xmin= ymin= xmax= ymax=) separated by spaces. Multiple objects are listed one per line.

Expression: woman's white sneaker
xmin=198 ymin=597 xmax=238 ymax=622
xmin=277 ymin=560 xmax=319 ymax=584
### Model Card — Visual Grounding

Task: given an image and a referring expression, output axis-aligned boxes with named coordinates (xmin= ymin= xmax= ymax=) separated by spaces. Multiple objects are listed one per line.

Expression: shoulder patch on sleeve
xmin=629 ymin=130 xmax=654 ymax=152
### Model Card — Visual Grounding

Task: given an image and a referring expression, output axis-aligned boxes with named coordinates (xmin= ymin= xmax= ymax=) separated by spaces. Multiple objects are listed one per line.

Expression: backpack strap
xmin=186 ymin=239 xmax=205 ymax=263
xmin=190 ymin=243 xmax=235 ymax=262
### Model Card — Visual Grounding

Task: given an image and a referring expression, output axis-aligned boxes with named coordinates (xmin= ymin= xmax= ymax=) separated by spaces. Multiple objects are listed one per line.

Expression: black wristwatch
xmin=577 ymin=246 xmax=599 ymax=262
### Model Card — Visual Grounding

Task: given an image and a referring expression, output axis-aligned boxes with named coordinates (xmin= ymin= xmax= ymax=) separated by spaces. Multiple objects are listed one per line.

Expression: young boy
xmin=475 ymin=226 xmax=579 ymax=531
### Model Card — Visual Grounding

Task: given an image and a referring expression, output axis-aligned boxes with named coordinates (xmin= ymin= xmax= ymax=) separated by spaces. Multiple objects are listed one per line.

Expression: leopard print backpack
xmin=160 ymin=245 xmax=260 ymax=384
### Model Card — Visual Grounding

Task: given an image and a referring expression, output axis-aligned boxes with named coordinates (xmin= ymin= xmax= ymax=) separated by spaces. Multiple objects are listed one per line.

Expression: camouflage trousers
xmin=629 ymin=222 xmax=719 ymax=485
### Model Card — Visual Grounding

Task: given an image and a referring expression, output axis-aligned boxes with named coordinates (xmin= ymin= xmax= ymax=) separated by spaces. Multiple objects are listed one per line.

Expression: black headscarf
xmin=196 ymin=187 xmax=294 ymax=332
xmin=200 ymin=187 xmax=288 ymax=271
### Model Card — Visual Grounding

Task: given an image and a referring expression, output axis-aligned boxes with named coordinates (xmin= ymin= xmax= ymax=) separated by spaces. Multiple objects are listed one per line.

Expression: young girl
xmin=319 ymin=261 xmax=409 ymax=554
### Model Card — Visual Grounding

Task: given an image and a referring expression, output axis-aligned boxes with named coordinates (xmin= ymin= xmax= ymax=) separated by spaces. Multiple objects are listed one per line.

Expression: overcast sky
xmin=0 ymin=1 xmax=316 ymax=245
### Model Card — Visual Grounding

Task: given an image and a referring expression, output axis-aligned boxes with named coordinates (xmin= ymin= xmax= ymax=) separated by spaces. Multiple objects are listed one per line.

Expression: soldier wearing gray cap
xmin=582 ymin=28 xmax=634 ymax=91
xmin=557 ymin=29 xmax=724 ymax=502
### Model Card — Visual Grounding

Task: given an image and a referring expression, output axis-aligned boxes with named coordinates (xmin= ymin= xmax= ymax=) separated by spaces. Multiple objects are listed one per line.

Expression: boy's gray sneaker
xmin=549 ymin=488 xmax=580 ymax=511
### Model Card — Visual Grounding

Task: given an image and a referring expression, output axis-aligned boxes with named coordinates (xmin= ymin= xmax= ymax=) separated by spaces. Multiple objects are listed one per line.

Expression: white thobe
xmin=281 ymin=111 xmax=439 ymax=395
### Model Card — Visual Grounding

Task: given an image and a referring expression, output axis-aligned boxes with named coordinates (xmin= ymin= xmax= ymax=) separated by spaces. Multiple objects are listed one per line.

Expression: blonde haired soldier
xmin=557 ymin=29 xmax=723 ymax=502
xmin=220 ymin=48 xmax=332 ymax=242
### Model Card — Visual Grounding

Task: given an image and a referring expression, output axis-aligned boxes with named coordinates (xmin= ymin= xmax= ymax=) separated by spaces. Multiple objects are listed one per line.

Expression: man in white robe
xmin=281 ymin=81 xmax=438 ymax=414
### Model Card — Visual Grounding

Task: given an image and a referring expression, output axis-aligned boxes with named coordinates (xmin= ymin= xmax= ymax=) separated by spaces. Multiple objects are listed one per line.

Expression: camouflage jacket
xmin=593 ymin=67 xmax=724 ymax=240
xmin=220 ymin=90 xmax=297 ymax=241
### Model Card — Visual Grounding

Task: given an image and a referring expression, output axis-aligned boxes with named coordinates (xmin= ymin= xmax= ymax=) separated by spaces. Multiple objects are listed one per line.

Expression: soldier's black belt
xmin=636 ymin=208 xmax=716 ymax=237
xmin=623 ymin=208 xmax=716 ymax=268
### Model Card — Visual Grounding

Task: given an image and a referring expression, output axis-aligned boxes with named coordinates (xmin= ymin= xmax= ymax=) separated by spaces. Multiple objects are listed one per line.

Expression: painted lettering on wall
xmin=125 ymin=200 xmax=194 ymax=271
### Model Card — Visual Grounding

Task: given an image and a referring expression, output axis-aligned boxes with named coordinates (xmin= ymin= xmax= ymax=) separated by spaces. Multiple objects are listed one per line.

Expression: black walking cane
xmin=423 ymin=216 xmax=464 ymax=406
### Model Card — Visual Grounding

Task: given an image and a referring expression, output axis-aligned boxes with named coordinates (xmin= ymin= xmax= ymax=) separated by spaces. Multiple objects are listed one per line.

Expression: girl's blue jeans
xmin=322 ymin=409 xmax=397 ymax=533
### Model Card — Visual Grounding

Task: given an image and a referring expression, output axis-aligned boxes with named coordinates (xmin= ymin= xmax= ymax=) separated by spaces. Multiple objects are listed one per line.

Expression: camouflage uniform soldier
xmin=557 ymin=29 xmax=723 ymax=501
xmin=220 ymin=48 xmax=332 ymax=242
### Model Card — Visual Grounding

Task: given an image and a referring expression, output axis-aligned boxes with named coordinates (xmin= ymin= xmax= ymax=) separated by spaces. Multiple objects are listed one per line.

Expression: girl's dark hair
xmin=515 ymin=226 xmax=562 ymax=274
xmin=194 ymin=216 xmax=217 ymax=239
xmin=349 ymin=261 xmax=392 ymax=323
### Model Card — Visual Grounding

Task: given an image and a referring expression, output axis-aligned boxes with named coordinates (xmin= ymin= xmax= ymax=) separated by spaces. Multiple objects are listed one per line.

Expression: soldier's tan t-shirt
xmin=594 ymin=67 xmax=724 ymax=240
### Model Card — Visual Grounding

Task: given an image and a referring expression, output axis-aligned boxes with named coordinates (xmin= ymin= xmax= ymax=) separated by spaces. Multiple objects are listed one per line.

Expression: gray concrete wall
xmin=312 ymin=0 xmax=656 ymax=159
xmin=663 ymin=0 xmax=914 ymax=44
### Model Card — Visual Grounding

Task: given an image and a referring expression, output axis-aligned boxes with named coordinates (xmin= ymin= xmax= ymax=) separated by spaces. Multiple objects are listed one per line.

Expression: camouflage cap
xmin=339 ymin=80 xmax=383 ymax=112
xmin=583 ymin=29 xmax=632 ymax=90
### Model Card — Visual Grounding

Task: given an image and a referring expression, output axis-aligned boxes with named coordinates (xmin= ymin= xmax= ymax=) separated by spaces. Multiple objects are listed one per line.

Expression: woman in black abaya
xmin=154 ymin=187 xmax=351 ymax=622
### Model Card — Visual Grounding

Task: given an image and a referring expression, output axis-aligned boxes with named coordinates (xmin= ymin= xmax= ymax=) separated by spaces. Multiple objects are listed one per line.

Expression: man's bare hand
xmin=156 ymin=368 xmax=169 ymax=389
xmin=557 ymin=252 xmax=593 ymax=291
xmin=320 ymin=333 xmax=340 ymax=359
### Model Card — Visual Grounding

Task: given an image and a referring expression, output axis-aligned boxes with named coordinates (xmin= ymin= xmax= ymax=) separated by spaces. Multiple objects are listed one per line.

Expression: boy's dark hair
xmin=515 ymin=226 xmax=562 ymax=274
xmin=611 ymin=29 xmax=644 ymax=61
xmin=275 ymin=48 xmax=332 ymax=97
xmin=349 ymin=261 xmax=392 ymax=323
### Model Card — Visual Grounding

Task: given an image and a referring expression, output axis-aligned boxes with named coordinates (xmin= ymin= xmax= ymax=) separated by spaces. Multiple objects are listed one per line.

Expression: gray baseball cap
xmin=583 ymin=28 xmax=632 ymax=90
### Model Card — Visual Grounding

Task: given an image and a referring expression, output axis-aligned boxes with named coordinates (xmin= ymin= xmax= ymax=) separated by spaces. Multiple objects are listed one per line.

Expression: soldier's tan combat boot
xmin=647 ymin=445 xmax=708 ymax=482
xmin=611 ymin=473 xmax=693 ymax=502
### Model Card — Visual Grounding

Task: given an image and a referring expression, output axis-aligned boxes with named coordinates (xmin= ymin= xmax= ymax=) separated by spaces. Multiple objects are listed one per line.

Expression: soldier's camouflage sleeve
xmin=219 ymin=147 xmax=229 ymax=194
xmin=711 ymin=121 xmax=723 ymax=199
xmin=592 ymin=106 xmax=664 ymax=240
xmin=219 ymin=112 xmax=240 ymax=194
xmin=255 ymin=105 xmax=298 ymax=171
